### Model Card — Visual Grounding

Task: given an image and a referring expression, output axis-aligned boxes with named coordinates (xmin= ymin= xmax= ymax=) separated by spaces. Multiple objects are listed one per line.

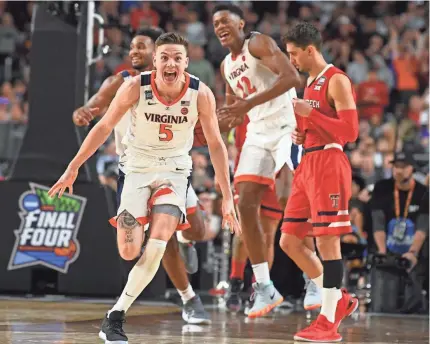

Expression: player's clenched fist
xmin=292 ymin=127 xmax=306 ymax=145
xmin=292 ymin=98 xmax=313 ymax=117
xmin=72 ymin=107 xmax=99 ymax=126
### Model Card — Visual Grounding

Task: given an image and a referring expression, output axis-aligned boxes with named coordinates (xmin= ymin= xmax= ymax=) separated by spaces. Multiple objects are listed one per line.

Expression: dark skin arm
xmin=217 ymin=59 xmax=244 ymax=132
xmin=72 ymin=74 xmax=125 ymax=126
xmin=217 ymin=34 xmax=301 ymax=119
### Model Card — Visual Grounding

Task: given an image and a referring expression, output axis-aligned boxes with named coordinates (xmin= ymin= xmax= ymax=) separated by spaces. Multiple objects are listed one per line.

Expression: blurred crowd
xmin=0 ymin=1 xmax=32 ymax=178
xmin=0 ymin=1 xmax=428 ymax=309
xmin=94 ymin=0 xmax=429 ymax=245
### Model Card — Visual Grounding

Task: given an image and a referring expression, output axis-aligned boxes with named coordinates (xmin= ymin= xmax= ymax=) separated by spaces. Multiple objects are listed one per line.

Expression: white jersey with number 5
xmin=223 ymin=32 xmax=296 ymax=134
xmin=123 ymin=71 xmax=200 ymax=172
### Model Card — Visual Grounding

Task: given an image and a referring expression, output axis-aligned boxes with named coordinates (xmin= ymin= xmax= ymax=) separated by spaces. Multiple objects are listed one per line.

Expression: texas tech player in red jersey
xmin=283 ymin=22 xmax=359 ymax=342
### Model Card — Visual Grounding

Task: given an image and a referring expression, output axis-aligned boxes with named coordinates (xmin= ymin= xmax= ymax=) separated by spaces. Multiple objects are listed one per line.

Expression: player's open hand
xmin=217 ymin=95 xmax=252 ymax=122
xmin=73 ymin=107 xmax=99 ymax=126
xmin=292 ymin=98 xmax=313 ymax=117
xmin=221 ymin=198 xmax=241 ymax=234
xmin=48 ymin=167 xmax=78 ymax=199
xmin=292 ymin=127 xmax=306 ymax=145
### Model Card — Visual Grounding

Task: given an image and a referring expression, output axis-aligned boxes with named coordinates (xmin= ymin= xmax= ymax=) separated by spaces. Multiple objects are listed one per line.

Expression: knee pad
xmin=322 ymin=259 xmax=343 ymax=289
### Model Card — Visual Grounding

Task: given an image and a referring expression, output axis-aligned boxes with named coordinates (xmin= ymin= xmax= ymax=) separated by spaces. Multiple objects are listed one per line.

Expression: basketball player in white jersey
xmin=49 ymin=32 xmax=240 ymax=344
xmin=73 ymin=29 xmax=211 ymax=325
xmin=213 ymin=4 xmax=321 ymax=317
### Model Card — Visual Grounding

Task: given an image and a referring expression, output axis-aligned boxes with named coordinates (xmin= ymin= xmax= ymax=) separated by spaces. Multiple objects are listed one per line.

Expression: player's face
xmin=213 ymin=10 xmax=244 ymax=48
xmin=286 ymin=43 xmax=311 ymax=73
xmin=154 ymin=44 xmax=189 ymax=85
xmin=393 ymin=162 xmax=413 ymax=183
xmin=129 ymin=35 xmax=154 ymax=70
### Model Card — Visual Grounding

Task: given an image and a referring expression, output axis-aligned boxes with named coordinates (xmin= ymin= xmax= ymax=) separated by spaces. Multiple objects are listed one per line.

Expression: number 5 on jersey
xmin=159 ymin=124 xmax=173 ymax=141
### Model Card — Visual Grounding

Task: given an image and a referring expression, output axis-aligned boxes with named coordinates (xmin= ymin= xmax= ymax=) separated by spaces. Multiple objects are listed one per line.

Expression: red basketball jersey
xmin=300 ymin=64 xmax=356 ymax=148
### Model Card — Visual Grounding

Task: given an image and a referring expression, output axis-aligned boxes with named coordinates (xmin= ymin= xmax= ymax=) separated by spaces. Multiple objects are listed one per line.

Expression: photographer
xmin=370 ymin=151 xmax=428 ymax=312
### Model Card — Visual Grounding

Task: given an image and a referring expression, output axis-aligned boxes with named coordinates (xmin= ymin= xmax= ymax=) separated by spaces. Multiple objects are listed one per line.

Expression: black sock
xmin=322 ymin=259 xmax=343 ymax=289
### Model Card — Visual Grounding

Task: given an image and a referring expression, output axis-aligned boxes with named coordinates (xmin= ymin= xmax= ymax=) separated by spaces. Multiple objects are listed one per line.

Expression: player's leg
xmin=293 ymin=150 xmax=358 ymax=342
xmin=260 ymin=188 xmax=284 ymax=269
xmin=312 ymin=152 xmax=358 ymax=326
xmin=302 ymin=237 xmax=322 ymax=310
xmin=176 ymin=186 xmax=201 ymax=274
xmin=111 ymin=172 xmax=150 ymax=262
xmin=235 ymin=141 xmax=283 ymax=318
xmin=279 ymin=166 xmax=324 ymax=295
xmin=100 ymin=174 xmax=186 ymax=344
xmin=226 ymin=224 xmax=249 ymax=312
xmin=276 ymin=141 xmax=322 ymax=310
xmin=114 ymin=169 xmax=141 ymax=281
xmin=162 ymin=234 xmax=211 ymax=324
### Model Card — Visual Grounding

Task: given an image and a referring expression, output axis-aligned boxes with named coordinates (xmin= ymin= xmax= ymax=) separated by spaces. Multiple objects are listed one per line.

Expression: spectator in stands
xmin=130 ymin=2 xmax=159 ymax=30
xmin=187 ymin=44 xmax=215 ymax=91
xmin=347 ymin=50 xmax=369 ymax=85
xmin=0 ymin=13 xmax=21 ymax=63
xmin=357 ymin=69 xmax=389 ymax=125
xmin=186 ymin=10 xmax=207 ymax=46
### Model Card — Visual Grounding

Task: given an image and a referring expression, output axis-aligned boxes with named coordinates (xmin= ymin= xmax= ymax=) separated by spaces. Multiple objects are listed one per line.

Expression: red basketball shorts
xmin=281 ymin=148 xmax=352 ymax=238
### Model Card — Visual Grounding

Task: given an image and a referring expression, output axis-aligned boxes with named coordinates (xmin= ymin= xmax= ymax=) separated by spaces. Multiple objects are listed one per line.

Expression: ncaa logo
xmin=8 ymin=183 xmax=87 ymax=273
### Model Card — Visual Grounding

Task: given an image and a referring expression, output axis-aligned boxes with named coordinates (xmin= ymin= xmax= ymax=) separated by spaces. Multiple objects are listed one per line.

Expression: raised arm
xmin=49 ymin=76 xmax=140 ymax=198
xmin=246 ymin=34 xmax=301 ymax=108
xmin=73 ymin=74 xmax=125 ymax=126
xmin=69 ymin=76 xmax=140 ymax=170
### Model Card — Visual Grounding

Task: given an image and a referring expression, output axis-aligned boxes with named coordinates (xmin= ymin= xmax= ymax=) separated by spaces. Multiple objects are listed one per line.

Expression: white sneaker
xmin=247 ymin=282 xmax=283 ymax=318
xmin=303 ymin=274 xmax=322 ymax=310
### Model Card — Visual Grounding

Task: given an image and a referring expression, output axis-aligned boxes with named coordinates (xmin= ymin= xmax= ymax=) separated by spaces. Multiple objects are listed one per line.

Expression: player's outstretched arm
xmin=73 ymin=74 xmax=125 ymax=126
xmin=198 ymin=82 xmax=241 ymax=234
xmin=69 ymin=76 xmax=140 ymax=170
xmin=293 ymin=74 xmax=358 ymax=142
xmin=246 ymin=34 xmax=301 ymax=108
xmin=49 ymin=76 xmax=140 ymax=199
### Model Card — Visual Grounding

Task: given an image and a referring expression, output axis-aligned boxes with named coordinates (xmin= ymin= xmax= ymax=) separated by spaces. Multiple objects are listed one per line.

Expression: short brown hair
xmin=155 ymin=32 xmax=189 ymax=52
xmin=282 ymin=22 xmax=322 ymax=51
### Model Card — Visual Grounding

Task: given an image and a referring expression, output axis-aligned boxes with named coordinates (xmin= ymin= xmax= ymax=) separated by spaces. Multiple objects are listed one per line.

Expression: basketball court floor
xmin=0 ymin=297 xmax=428 ymax=344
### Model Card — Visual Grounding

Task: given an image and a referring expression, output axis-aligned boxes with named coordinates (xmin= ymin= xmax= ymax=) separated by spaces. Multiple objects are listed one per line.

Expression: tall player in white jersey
xmin=213 ymin=4 xmax=304 ymax=318
xmin=49 ymin=32 xmax=240 ymax=344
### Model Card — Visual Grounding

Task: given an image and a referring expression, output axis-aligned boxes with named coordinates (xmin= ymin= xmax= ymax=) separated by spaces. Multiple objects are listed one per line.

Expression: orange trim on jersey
xmin=109 ymin=216 xmax=149 ymax=228
xmin=234 ymin=175 xmax=274 ymax=187
xmin=148 ymin=188 xmax=174 ymax=209
xmin=186 ymin=206 xmax=197 ymax=215
xmin=150 ymin=71 xmax=190 ymax=106
xmin=176 ymin=223 xmax=191 ymax=231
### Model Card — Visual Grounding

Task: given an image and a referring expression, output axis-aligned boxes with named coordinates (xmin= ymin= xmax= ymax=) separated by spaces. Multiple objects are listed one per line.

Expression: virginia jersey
xmin=223 ymin=32 xmax=296 ymax=132
xmin=123 ymin=71 xmax=200 ymax=170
